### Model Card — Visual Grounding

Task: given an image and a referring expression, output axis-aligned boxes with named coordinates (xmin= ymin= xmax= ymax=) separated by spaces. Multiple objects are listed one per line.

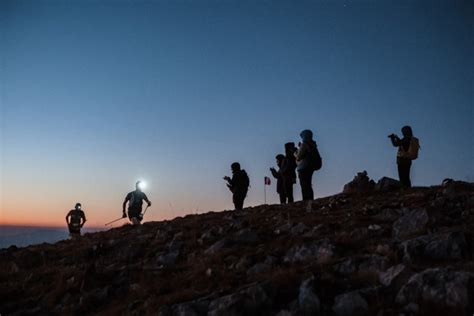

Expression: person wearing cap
xmin=122 ymin=181 xmax=152 ymax=225
xmin=66 ymin=203 xmax=87 ymax=239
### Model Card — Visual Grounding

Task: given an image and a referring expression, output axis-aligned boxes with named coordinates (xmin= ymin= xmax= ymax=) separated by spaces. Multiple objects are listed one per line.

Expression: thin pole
xmin=142 ymin=205 xmax=150 ymax=216
xmin=264 ymin=182 xmax=267 ymax=204
xmin=105 ymin=217 xmax=124 ymax=226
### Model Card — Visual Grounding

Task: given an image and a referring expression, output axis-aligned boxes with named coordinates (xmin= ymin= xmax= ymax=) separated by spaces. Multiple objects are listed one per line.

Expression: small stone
xmin=205 ymin=238 xmax=229 ymax=255
xmin=247 ymin=262 xmax=271 ymax=275
xmin=368 ymin=224 xmax=382 ymax=231
xmin=232 ymin=229 xmax=259 ymax=245
xmin=291 ymin=223 xmax=308 ymax=235
xmin=378 ymin=264 xmax=411 ymax=290
xmin=284 ymin=239 xmax=335 ymax=264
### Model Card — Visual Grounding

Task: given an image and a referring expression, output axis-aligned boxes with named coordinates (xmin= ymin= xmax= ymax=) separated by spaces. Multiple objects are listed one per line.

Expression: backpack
xmin=406 ymin=137 xmax=420 ymax=160
xmin=310 ymin=145 xmax=322 ymax=171
xmin=242 ymin=170 xmax=250 ymax=189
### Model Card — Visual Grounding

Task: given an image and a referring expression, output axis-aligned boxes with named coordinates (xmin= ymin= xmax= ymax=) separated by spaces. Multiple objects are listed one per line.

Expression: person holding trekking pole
xmin=122 ymin=181 xmax=151 ymax=225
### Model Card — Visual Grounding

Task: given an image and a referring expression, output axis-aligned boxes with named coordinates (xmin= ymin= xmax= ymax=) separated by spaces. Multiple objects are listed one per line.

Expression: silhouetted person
xmin=270 ymin=154 xmax=286 ymax=204
xmin=224 ymin=162 xmax=250 ymax=210
xmin=295 ymin=129 xmax=322 ymax=211
xmin=66 ymin=203 xmax=86 ymax=239
xmin=122 ymin=181 xmax=151 ymax=225
xmin=389 ymin=125 xmax=420 ymax=189
xmin=281 ymin=142 xmax=297 ymax=203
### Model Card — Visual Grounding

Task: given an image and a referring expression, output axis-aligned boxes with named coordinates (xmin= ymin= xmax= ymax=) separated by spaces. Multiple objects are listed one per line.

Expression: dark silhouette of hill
xmin=0 ymin=180 xmax=473 ymax=315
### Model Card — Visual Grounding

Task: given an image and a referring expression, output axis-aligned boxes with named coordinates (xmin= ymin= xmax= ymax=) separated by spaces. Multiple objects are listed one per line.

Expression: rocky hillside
xmin=1 ymin=180 xmax=473 ymax=316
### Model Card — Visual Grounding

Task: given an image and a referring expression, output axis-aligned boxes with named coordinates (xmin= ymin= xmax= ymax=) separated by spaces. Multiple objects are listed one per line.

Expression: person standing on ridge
xmin=66 ymin=203 xmax=87 ymax=239
xmin=281 ymin=142 xmax=297 ymax=203
xmin=122 ymin=181 xmax=152 ymax=225
xmin=295 ymin=129 xmax=322 ymax=211
xmin=223 ymin=162 xmax=250 ymax=210
xmin=270 ymin=154 xmax=286 ymax=204
xmin=388 ymin=125 xmax=420 ymax=189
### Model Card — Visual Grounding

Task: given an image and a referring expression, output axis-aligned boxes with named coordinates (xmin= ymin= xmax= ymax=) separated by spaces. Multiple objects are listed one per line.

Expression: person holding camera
xmin=388 ymin=125 xmax=420 ymax=189
xmin=223 ymin=162 xmax=250 ymax=210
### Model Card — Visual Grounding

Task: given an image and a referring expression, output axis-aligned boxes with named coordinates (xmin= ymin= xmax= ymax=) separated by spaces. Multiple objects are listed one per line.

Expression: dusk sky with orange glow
xmin=1 ymin=0 xmax=473 ymax=227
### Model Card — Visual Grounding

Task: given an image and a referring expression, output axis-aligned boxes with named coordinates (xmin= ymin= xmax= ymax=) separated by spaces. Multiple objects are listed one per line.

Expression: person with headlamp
xmin=122 ymin=181 xmax=152 ymax=225
xmin=66 ymin=203 xmax=87 ymax=239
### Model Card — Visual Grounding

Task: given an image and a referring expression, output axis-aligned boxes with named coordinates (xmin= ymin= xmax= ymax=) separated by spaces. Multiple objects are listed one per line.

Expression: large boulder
xmin=298 ymin=276 xmax=320 ymax=315
xmin=232 ymin=229 xmax=259 ymax=245
xmin=332 ymin=291 xmax=369 ymax=316
xmin=375 ymin=177 xmax=400 ymax=191
xmin=208 ymin=284 xmax=270 ymax=316
xmin=378 ymin=264 xmax=413 ymax=292
xmin=423 ymin=231 xmax=468 ymax=259
xmin=205 ymin=238 xmax=230 ymax=255
xmin=396 ymin=268 xmax=474 ymax=313
xmin=400 ymin=232 xmax=468 ymax=262
xmin=392 ymin=209 xmax=429 ymax=240
xmin=171 ymin=300 xmax=209 ymax=316
xmin=441 ymin=179 xmax=474 ymax=198
xmin=343 ymin=171 xmax=376 ymax=194
xmin=335 ymin=255 xmax=388 ymax=276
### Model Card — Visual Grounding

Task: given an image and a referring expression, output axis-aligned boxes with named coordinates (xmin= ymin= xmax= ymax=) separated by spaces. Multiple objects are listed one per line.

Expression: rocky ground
xmin=1 ymin=180 xmax=473 ymax=316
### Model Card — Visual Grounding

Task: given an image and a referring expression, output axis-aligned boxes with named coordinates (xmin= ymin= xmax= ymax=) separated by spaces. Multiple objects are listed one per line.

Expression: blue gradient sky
xmin=1 ymin=0 xmax=473 ymax=226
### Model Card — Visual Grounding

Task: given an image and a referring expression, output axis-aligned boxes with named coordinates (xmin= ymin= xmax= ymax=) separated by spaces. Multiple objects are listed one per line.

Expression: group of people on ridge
xmin=66 ymin=126 xmax=420 ymax=238
xmin=268 ymin=129 xmax=322 ymax=211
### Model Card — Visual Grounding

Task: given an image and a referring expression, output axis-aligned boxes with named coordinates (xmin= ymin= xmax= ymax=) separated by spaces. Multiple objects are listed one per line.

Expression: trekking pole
xmin=142 ymin=205 xmax=150 ymax=217
xmin=105 ymin=216 xmax=125 ymax=226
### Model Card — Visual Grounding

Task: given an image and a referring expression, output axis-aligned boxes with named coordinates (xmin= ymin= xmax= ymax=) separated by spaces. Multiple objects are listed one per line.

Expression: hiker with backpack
xmin=270 ymin=154 xmax=286 ymax=204
xmin=66 ymin=203 xmax=87 ymax=239
xmin=388 ymin=125 xmax=420 ymax=189
xmin=295 ymin=129 xmax=322 ymax=211
xmin=223 ymin=162 xmax=250 ymax=210
xmin=122 ymin=181 xmax=152 ymax=225
xmin=281 ymin=142 xmax=297 ymax=204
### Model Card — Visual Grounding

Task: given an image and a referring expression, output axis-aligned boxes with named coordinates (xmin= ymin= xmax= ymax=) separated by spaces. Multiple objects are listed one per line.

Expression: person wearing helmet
xmin=122 ymin=181 xmax=152 ymax=225
xmin=66 ymin=203 xmax=87 ymax=239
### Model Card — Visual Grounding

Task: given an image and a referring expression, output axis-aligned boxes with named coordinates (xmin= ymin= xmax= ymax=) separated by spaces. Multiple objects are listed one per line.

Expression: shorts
xmin=128 ymin=209 xmax=142 ymax=221
xmin=68 ymin=226 xmax=81 ymax=234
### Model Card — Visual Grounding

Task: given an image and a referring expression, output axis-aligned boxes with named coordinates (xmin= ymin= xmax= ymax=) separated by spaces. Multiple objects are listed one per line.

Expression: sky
xmin=1 ymin=0 xmax=473 ymax=227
